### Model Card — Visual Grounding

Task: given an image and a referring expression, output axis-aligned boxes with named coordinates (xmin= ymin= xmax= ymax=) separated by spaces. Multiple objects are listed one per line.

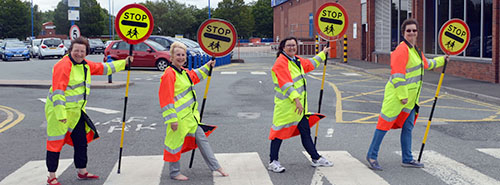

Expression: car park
xmin=148 ymin=35 xmax=200 ymax=56
xmin=1 ymin=41 xmax=30 ymax=61
xmin=29 ymin=39 xmax=42 ymax=57
xmin=104 ymin=40 xmax=171 ymax=71
xmin=39 ymin=38 xmax=65 ymax=59
xmin=173 ymin=37 xmax=206 ymax=55
xmin=89 ymin=39 xmax=105 ymax=54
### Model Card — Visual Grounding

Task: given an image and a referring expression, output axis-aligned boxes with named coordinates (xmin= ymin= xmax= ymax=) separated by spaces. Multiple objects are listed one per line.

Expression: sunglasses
xmin=406 ymin=29 xmax=418 ymax=33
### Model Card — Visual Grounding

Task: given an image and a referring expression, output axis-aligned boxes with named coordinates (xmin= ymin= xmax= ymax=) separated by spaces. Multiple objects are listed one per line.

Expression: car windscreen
xmin=145 ymin=40 xmax=167 ymax=51
xmin=43 ymin=39 xmax=62 ymax=46
xmin=64 ymin=40 xmax=71 ymax=46
xmin=90 ymin=40 xmax=104 ymax=46
xmin=182 ymin=39 xmax=200 ymax=48
xmin=34 ymin=40 xmax=42 ymax=46
xmin=5 ymin=42 xmax=26 ymax=48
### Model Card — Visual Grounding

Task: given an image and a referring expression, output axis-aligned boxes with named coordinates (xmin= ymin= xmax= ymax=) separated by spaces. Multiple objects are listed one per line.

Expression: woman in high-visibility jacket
xmin=158 ymin=42 xmax=228 ymax=181
xmin=45 ymin=37 xmax=132 ymax=185
xmin=268 ymin=36 xmax=333 ymax=173
xmin=366 ymin=19 xmax=449 ymax=171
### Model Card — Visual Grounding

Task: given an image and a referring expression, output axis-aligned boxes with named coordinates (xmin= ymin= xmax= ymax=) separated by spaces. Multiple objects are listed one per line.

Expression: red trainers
xmin=77 ymin=172 xmax=99 ymax=180
xmin=47 ymin=177 xmax=61 ymax=185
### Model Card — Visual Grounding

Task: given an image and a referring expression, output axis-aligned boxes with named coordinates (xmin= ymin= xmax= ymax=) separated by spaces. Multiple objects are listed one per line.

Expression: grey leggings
xmin=169 ymin=126 xmax=221 ymax=178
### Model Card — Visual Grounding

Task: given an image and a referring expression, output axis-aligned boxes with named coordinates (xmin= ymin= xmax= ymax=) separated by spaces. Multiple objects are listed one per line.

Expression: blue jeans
xmin=367 ymin=108 xmax=416 ymax=163
xmin=270 ymin=116 xmax=321 ymax=162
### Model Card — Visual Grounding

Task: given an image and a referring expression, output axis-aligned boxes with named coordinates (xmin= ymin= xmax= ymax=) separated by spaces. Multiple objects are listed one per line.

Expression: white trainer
xmin=268 ymin=160 xmax=286 ymax=173
xmin=311 ymin=157 xmax=334 ymax=167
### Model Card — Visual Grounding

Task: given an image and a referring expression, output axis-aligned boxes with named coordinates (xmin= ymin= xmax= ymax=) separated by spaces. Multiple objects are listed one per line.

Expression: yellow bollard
xmin=343 ymin=35 xmax=347 ymax=63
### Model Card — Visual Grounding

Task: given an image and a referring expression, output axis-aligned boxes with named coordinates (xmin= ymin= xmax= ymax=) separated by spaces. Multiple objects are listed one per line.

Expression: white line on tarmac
xmin=220 ymin=72 xmax=237 ymax=75
xmin=103 ymin=155 xmax=164 ymax=185
xmin=213 ymin=152 xmax=273 ymax=185
xmin=250 ymin=71 xmax=267 ymax=75
xmin=477 ymin=148 xmax=500 ymax=159
xmin=305 ymin=151 xmax=389 ymax=185
xmin=310 ymin=72 xmax=330 ymax=76
xmin=397 ymin=150 xmax=500 ymax=185
xmin=0 ymin=159 xmax=72 ymax=185
xmin=38 ymin=98 xmax=120 ymax=114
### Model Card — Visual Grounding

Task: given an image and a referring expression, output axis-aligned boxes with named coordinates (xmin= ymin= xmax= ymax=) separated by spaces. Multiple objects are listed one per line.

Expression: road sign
xmin=197 ymin=19 xmax=237 ymax=57
xmin=115 ymin=4 xmax=154 ymax=45
xmin=314 ymin=2 xmax=349 ymax=41
xmin=69 ymin=25 xmax=81 ymax=40
xmin=439 ymin=19 xmax=470 ymax=55
xmin=68 ymin=10 xmax=80 ymax=21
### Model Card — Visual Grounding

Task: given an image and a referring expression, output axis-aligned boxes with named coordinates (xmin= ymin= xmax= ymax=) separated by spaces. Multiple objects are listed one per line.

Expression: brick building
xmin=272 ymin=0 xmax=499 ymax=83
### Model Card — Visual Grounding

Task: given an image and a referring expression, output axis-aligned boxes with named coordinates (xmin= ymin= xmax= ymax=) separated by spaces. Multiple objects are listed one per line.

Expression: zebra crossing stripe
xmin=477 ymin=148 xmax=500 ymax=159
xmin=304 ymin=151 xmax=389 ymax=185
xmin=0 ymin=159 xmax=72 ymax=185
xmin=221 ymin=72 xmax=237 ymax=75
xmin=213 ymin=152 xmax=273 ymax=185
xmin=103 ymin=155 xmax=164 ymax=185
xmin=397 ymin=150 xmax=500 ymax=184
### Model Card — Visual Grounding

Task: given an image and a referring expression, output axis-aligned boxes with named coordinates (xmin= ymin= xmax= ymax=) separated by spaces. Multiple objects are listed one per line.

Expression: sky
xmin=32 ymin=0 xmax=255 ymax=16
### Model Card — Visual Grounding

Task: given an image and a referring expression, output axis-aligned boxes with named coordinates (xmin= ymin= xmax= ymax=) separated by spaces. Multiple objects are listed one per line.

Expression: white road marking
xmin=305 ymin=151 xmax=389 ymax=185
xmin=38 ymin=98 xmax=120 ymax=114
xmin=221 ymin=72 xmax=237 ymax=75
xmin=477 ymin=148 xmax=500 ymax=159
xmin=237 ymin=112 xmax=261 ymax=119
xmin=213 ymin=152 xmax=273 ymax=185
xmin=325 ymin=128 xmax=334 ymax=137
xmin=0 ymin=159 xmax=72 ymax=185
xmin=251 ymin=71 xmax=267 ymax=75
xmin=341 ymin=72 xmax=361 ymax=76
xmin=104 ymin=155 xmax=164 ymax=185
xmin=310 ymin=72 xmax=329 ymax=76
xmin=396 ymin=150 xmax=500 ymax=185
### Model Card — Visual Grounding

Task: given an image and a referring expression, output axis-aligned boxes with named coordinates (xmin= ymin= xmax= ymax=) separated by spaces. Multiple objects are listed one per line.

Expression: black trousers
xmin=270 ymin=116 xmax=321 ymax=162
xmin=46 ymin=115 xmax=88 ymax=172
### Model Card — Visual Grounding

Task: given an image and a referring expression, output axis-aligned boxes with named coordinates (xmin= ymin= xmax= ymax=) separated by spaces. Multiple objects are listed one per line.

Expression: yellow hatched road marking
xmin=0 ymin=105 xmax=25 ymax=133
xmin=309 ymin=74 xmax=343 ymax=122
xmin=342 ymin=89 xmax=384 ymax=100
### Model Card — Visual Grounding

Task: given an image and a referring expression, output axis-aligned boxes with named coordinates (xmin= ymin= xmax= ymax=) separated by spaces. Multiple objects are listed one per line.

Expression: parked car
xmin=1 ymin=41 xmax=30 ymax=61
xmin=39 ymin=38 xmax=65 ymax=59
xmin=172 ymin=37 xmax=206 ymax=55
xmin=89 ymin=39 xmax=105 ymax=54
xmin=29 ymin=39 xmax=42 ymax=57
xmin=63 ymin=39 xmax=71 ymax=54
xmin=148 ymin=35 xmax=200 ymax=56
xmin=104 ymin=40 xmax=171 ymax=71
xmin=105 ymin=40 xmax=115 ymax=48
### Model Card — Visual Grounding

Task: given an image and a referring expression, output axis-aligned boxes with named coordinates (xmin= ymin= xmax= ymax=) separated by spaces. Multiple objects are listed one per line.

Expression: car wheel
xmin=39 ymin=55 xmax=44 ymax=59
xmin=156 ymin=59 xmax=169 ymax=71
xmin=2 ymin=55 xmax=7 ymax=61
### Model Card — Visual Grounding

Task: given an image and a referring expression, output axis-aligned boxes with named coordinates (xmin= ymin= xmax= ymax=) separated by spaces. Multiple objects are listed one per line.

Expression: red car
xmin=104 ymin=40 xmax=171 ymax=71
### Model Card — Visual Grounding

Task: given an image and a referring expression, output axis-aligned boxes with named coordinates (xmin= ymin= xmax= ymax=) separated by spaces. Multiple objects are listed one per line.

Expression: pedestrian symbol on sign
xmin=125 ymin=28 xmax=139 ymax=39
xmin=208 ymin=41 xmax=221 ymax=51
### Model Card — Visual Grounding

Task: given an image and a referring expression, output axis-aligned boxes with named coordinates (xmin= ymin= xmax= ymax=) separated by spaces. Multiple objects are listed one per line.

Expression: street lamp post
xmin=31 ymin=0 xmax=34 ymax=38
xmin=208 ymin=0 xmax=211 ymax=18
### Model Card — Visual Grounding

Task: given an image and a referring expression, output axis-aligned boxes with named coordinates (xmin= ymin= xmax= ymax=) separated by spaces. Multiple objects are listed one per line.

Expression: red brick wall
xmin=367 ymin=0 xmax=375 ymax=62
xmin=273 ymin=0 xmax=363 ymax=60
xmin=494 ymin=0 xmax=499 ymax=83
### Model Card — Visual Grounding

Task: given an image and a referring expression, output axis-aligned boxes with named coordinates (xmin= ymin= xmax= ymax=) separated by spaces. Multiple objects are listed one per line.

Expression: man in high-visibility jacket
xmin=159 ymin=42 xmax=227 ymax=181
xmin=45 ymin=37 xmax=130 ymax=185
xmin=268 ymin=36 xmax=333 ymax=173
xmin=366 ymin=19 xmax=449 ymax=171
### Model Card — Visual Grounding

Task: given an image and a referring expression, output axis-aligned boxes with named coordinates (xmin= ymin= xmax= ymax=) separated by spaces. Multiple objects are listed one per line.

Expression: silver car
xmin=29 ymin=39 xmax=42 ymax=57
xmin=39 ymin=38 xmax=65 ymax=59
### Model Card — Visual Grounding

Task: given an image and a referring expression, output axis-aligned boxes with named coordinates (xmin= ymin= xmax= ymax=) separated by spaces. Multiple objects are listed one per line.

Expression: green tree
xmin=0 ymin=0 xmax=31 ymax=39
xmin=213 ymin=0 xmax=254 ymax=38
xmin=251 ymin=0 xmax=273 ymax=38
xmin=53 ymin=0 xmax=106 ymax=37
xmin=186 ymin=6 xmax=214 ymax=40
xmin=142 ymin=0 xmax=196 ymax=38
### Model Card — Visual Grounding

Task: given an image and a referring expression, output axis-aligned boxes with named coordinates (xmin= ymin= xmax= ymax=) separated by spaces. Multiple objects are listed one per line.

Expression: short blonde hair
xmin=169 ymin=41 xmax=187 ymax=58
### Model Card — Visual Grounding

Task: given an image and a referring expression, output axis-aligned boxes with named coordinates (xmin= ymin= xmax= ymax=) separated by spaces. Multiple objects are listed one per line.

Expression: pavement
xmin=330 ymin=58 xmax=500 ymax=105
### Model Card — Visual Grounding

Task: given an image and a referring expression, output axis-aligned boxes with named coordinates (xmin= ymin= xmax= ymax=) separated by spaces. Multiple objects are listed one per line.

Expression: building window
xmin=391 ymin=0 xmax=411 ymax=50
xmin=424 ymin=0 xmax=492 ymax=58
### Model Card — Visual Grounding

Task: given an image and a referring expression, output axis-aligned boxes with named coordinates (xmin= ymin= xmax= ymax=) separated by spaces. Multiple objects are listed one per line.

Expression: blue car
xmin=2 ymin=42 xmax=30 ymax=61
